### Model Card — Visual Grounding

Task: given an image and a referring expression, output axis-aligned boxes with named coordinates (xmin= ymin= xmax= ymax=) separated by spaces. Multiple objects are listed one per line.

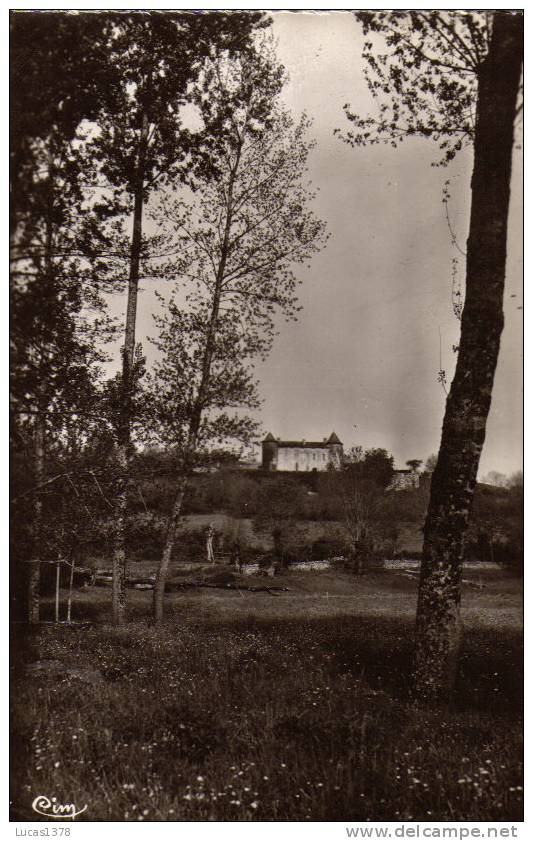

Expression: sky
xmin=111 ymin=10 xmax=523 ymax=478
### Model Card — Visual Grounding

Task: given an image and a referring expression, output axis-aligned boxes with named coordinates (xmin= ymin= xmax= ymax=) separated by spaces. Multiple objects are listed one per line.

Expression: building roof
xmin=262 ymin=431 xmax=343 ymax=449
xmin=276 ymin=441 xmax=330 ymax=449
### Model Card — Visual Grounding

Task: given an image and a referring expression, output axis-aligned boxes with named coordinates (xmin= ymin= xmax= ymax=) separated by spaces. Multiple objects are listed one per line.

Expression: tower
xmin=326 ymin=431 xmax=343 ymax=468
xmin=261 ymin=432 xmax=278 ymax=471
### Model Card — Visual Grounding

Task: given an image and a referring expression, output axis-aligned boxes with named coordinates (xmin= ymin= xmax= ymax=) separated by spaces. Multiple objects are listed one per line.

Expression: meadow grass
xmin=10 ymin=570 xmax=522 ymax=822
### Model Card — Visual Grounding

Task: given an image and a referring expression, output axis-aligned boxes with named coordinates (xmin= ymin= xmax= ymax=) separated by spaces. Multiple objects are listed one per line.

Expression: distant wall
xmin=290 ymin=559 xmax=331 ymax=572
xmin=389 ymin=471 xmax=420 ymax=491
xmin=383 ymin=559 xmax=502 ymax=570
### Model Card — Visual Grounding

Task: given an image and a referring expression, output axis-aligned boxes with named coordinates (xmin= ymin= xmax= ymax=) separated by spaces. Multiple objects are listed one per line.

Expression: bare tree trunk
xmin=27 ymin=157 xmax=55 ymax=625
xmin=112 ymin=109 xmax=149 ymax=626
xmin=27 ymin=416 xmax=45 ymax=624
xmin=54 ymin=562 xmax=60 ymax=623
xmin=152 ymin=474 xmax=189 ymax=623
xmin=413 ymin=12 xmax=522 ymax=702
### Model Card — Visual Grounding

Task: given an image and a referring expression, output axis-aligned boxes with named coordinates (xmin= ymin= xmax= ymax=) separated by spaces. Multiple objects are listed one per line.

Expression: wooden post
xmin=55 ymin=562 xmax=60 ymax=623
xmin=67 ymin=560 xmax=74 ymax=623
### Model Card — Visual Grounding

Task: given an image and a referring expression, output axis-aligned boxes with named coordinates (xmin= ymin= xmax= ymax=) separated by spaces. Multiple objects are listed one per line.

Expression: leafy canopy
xmin=336 ymin=11 xmax=492 ymax=165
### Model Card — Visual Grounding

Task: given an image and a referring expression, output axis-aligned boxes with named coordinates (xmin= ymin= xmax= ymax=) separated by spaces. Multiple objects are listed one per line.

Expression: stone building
xmin=261 ymin=432 xmax=343 ymax=472
xmin=388 ymin=469 xmax=420 ymax=491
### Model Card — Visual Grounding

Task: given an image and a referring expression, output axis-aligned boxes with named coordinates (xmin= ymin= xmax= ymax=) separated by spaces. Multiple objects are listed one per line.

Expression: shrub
xmin=311 ymin=536 xmax=350 ymax=560
xmin=172 ymin=527 xmax=209 ymax=563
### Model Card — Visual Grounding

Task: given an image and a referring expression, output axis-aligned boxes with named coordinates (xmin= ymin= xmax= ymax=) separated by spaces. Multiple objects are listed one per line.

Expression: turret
xmin=326 ymin=431 xmax=343 ymax=468
xmin=261 ymin=432 xmax=278 ymax=471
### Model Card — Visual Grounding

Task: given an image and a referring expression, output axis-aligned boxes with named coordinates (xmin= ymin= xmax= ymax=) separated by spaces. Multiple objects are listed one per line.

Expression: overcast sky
xmin=119 ymin=10 xmax=523 ymax=477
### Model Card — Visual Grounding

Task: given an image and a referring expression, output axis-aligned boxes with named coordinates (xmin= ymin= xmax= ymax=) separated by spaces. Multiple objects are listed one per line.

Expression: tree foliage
xmin=148 ymin=43 xmax=328 ymax=619
xmin=337 ymin=11 xmax=492 ymax=165
xmin=253 ymin=478 xmax=308 ymax=564
xmin=10 ymin=11 xmax=119 ymax=231
xmin=322 ymin=448 xmax=395 ymax=571
xmin=147 ymin=42 xmax=327 ymax=460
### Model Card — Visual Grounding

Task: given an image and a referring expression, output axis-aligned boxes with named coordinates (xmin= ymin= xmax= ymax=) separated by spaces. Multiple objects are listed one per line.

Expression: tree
xmin=147 ymin=45 xmax=328 ymax=620
xmin=507 ymin=470 xmax=523 ymax=490
xmin=358 ymin=448 xmax=395 ymax=488
xmin=10 ymin=153 xmax=115 ymax=621
xmin=10 ymin=11 xmax=118 ymax=239
xmin=467 ymin=480 xmax=523 ymax=570
xmin=329 ymin=447 xmax=394 ymax=572
xmin=10 ymin=14 xmax=120 ymax=622
xmin=253 ymin=479 xmax=307 ymax=565
xmin=89 ymin=11 xmax=269 ymax=624
xmin=482 ymin=470 xmax=508 ymax=488
xmin=406 ymin=459 xmax=423 ymax=473
xmin=424 ymin=454 xmax=438 ymax=475
xmin=340 ymin=11 xmax=522 ymax=699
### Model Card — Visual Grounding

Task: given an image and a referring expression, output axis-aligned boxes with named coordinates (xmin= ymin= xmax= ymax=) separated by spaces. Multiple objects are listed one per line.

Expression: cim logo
xmin=32 ymin=796 xmax=87 ymax=820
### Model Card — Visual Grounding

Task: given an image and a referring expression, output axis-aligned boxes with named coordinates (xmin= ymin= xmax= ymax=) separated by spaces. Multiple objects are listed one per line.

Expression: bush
xmin=311 ymin=537 xmax=350 ymax=560
xmin=172 ymin=528 xmax=209 ymax=563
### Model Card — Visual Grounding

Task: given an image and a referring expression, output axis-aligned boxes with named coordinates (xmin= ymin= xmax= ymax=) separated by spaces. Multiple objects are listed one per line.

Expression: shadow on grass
xmin=12 ymin=604 xmax=522 ymax=718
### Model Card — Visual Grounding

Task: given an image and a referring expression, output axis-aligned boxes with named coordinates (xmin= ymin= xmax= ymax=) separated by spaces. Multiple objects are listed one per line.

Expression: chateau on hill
xmin=261 ymin=432 xmax=343 ymax=472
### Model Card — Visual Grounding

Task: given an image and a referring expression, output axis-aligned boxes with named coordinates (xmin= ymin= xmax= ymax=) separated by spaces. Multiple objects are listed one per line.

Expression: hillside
xmin=119 ymin=462 xmax=522 ymax=568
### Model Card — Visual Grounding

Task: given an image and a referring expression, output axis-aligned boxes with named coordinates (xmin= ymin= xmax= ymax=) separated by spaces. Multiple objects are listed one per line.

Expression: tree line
xmin=10 ymin=11 xmax=327 ymax=625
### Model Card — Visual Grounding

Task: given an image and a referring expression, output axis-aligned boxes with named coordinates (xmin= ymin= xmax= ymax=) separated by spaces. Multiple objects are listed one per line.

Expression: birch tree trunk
xmin=152 ymin=474 xmax=189 ymax=623
xmin=112 ymin=109 xmax=149 ymax=626
xmin=413 ymin=12 xmax=522 ymax=701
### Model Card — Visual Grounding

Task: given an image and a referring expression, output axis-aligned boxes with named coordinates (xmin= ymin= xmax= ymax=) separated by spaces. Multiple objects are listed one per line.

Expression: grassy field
xmin=10 ymin=568 xmax=523 ymax=822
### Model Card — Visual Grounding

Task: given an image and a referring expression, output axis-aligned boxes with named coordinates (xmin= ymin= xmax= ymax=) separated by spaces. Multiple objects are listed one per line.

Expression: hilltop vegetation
xmin=11 ymin=442 xmax=522 ymax=594
xmin=124 ymin=450 xmax=522 ymax=568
